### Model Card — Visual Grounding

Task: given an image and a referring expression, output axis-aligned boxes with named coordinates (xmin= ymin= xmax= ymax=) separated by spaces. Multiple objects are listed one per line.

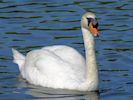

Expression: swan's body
xmin=12 ymin=12 xmax=99 ymax=91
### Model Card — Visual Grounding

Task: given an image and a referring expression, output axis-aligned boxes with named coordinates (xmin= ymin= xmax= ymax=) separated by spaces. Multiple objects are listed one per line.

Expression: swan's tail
xmin=12 ymin=48 xmax=25 ymax=70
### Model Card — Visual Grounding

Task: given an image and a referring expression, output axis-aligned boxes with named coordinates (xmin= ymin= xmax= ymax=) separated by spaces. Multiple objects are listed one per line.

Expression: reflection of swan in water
xmin=18 ymin=78 xmax=99 ymax=100
xmin=27 ymin=85 xmax=99 ymax=100
xmin=12 ymin=12 xmax=99 ymax=91
xmin=86 ymin=92 xmax=99 ymax=100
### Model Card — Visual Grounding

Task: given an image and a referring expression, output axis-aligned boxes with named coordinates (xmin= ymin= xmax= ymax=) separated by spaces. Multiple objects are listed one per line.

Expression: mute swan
xmin=12 ymin=12 xmax=99 ymax=91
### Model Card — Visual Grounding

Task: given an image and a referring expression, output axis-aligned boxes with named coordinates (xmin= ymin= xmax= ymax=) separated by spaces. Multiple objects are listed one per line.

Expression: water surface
xmin=0 ymin=0 xmax=133 ymax=100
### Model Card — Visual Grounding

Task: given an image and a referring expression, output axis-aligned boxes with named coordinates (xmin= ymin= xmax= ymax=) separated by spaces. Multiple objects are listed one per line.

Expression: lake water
xmin=0 ymin=0 xmax=133 ymax=100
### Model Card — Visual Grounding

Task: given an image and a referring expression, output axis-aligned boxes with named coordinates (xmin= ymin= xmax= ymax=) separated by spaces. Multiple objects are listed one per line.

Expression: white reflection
xmin=26 ymin=85 xmax=99 ymax=100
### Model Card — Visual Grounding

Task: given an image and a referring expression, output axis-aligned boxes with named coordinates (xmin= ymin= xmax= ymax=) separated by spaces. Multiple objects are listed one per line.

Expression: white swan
xmin=12 ymin=12 xmax=99 ymax=91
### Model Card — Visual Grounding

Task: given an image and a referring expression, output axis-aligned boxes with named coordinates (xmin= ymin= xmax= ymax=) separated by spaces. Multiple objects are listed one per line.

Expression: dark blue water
xmin=0 ymin=0 xmax=133 ymax=100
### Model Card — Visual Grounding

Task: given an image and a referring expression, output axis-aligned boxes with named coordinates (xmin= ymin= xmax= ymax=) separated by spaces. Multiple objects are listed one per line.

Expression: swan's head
xmin=81 ymin=12 xmax=99 ymax=37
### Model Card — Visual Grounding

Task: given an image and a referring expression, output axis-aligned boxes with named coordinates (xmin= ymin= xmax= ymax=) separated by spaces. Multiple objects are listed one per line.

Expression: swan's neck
xmin=81 ymin=27 xmax=98 ymax=91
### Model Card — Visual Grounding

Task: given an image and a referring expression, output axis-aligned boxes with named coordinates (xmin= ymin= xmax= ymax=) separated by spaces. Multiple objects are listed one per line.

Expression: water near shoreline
xmin=0 ymin=0 xmax=133 ymax=100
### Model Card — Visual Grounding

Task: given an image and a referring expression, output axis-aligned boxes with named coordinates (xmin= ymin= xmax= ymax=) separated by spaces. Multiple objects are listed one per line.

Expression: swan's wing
xmin=34 ymin=50 xmax=71 ymax=75
xmin=24 ymin=47 xmax=86 ymax=88
xmin=42 ymin=45 xmax=86 ymax=69
xmin=34 ymin=50 xmax=84 ymax=86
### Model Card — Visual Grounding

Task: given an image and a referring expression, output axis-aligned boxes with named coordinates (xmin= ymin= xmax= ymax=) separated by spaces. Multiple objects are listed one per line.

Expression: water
xmin=0 ymin=0 xmax=133 ymax=100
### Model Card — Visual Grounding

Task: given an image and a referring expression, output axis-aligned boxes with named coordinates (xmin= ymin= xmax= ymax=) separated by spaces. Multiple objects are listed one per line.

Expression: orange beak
xmin=88 ymin=22 xmax=99 ymax=37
